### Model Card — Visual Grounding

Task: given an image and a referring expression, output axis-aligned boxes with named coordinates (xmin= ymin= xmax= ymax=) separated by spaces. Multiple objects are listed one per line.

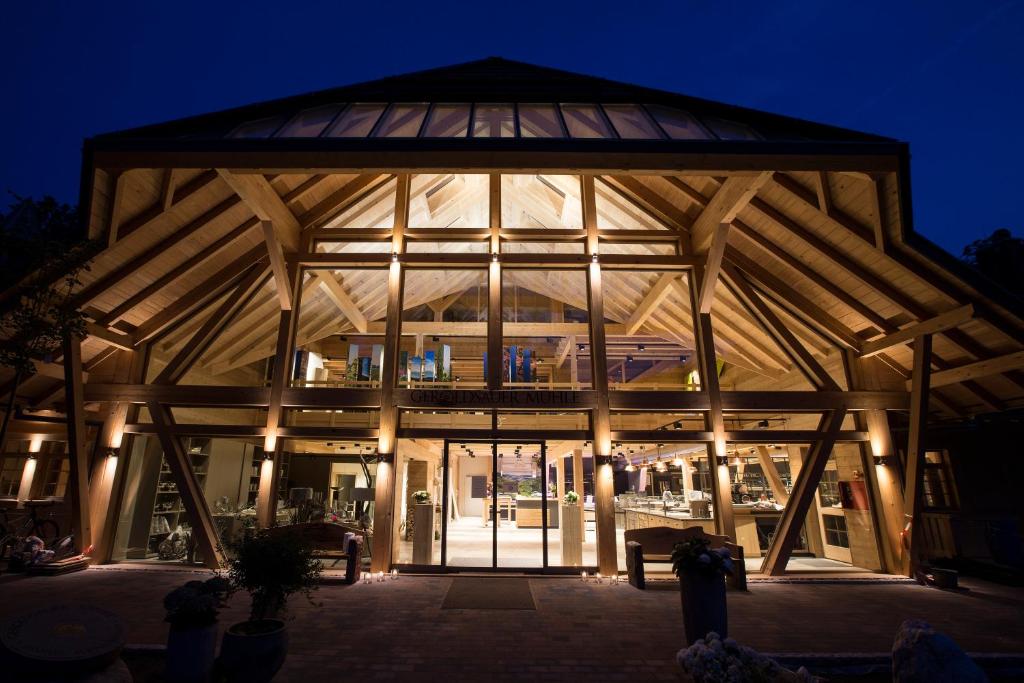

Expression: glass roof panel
xmin=374 ymin=103 xmax=429 ymax=137
xmin=423 ymin=104 xmax=470 ymax=137
xmin=645 ymin=104 xmax=710 ymax=140
xmin=518 ymin=104 xmax=565 ymax=138
xmin=228 ymin=116 xmax=286 ymax=139
xmin=704 ymin=118 xmax=760 ymax=141
xmin=324 ymin=103 xmax=386 ymax=138
xmin=560 ymin=104 xmax=614 ymax=139
xmin=410 ymin=174 xmax=489 ymax=227
xmin=502 ymin=175 xmax=583 ymax=229
xmin=472 ymin=104 xmax=515 ymax=138
xmin=276 ymin=104 xmax=343 ymax=137
xmin=602 ymin=104 xmax=663 ymax=140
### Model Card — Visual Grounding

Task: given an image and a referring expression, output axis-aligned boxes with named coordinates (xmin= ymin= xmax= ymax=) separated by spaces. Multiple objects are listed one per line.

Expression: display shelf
xmin=143 ymin=437 xmax=210 ymax=557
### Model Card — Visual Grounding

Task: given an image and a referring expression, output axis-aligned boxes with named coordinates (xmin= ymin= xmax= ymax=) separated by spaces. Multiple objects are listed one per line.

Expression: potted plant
xmin=676 ymin=631 xmax=816 ymax=682
xmin=560 ymin=491 xmax=583 ymax=566
xmin=219 ymin=529 xmax=322 ymax=682
xmin=411 ymin=490 xmax=434 ymax=564
xmin=672 ymin=537 xmax=733 ymax=645
xmin=163 ymin=576 xmax=231 ymax=683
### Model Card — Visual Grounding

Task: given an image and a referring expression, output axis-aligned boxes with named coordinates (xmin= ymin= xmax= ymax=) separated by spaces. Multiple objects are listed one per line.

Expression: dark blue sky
xmin=2 ymin=1 xmax=1021 ymax=254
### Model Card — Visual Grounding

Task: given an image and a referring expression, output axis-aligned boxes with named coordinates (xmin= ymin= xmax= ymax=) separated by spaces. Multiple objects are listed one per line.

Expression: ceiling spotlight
xmin=637 ymin=344 xmax=645 ymax=352
xmin=758 ymin=419 xmax=770 ymax=429
xmin=578 ymin=344 xmax=586 ymax=351
xmin=674 ymin=421 xmax=682 ymax=430
xmin=432 ymin=336 xmax=440 ymax=342
xmin=626 ymin=355 xmax=633 ymax=363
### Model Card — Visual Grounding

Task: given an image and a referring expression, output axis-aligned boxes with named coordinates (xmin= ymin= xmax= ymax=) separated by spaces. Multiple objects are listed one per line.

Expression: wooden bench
xmin=266 ymin=522 xmax=363 ymax=584
xmin=624 ymin=526 xmax=746 ymax=591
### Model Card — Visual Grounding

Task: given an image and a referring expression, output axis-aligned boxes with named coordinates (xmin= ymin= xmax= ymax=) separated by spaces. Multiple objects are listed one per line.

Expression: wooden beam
xmin=691 ymin=172 xmax=772 ymax=253
xmin=86 ymin=323 xmax=135 ymax=351
xmin=902 ymin=335 xmax=932 ymax=576
xmin=862 ymin=305 xmax=973 ymax=358
xmin=262 ymin=220 xmax=294 ymax=310
xmin=259 ymin=263 xmax=303 ymax=528
xmin=624 ymin=273 xmax=677 ymax=335
xmin=686 ymin=268 xmax=736 ymax=542
xmin=698 ymin=222 xmax=730 ymax=314
xmin=160 ymin=168 xmax=182 ymax=212
xmin=582 ymin=175 xmax=617 ymax=576
xmin=314 ymin=271 xmax=368 ymax=333
xmin=813 ymin=172 xmax=832 ymax=214
xmin=487 ymin=174 xmax=503 ymax=389
xmin=754 ymin=446 xmax=789 ymax=504
xmin=761 ymin=409 xmax=847 ymax=575
xmin=723 ymin=264 xmax=841 ymax=391
xmin=105 ymin=171 xmax=128 ymax=245
xmin=217 ymin=170 xmax=300 ymax=252
xmin=61 ymin=334 xmax=92 ymax=553
xmin=116 ymin=170 xmax=221 ymax=241
xmin=153 ymin=265 xmax=269 ymax=384
xmin=922 ymin=349 xmax=1024 ymax=390
xmin=147 ymin=402 xmax=226 ymax=568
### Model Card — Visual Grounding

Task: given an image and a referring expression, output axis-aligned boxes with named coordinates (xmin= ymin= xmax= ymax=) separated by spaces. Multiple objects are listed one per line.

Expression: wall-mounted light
xmin=28 ymin=435 xmax=43 ymax=454
xmin=391 ymin=252 xmax=399 ymax=262
xmin=591 ymin=252 xmax=599 ymax=262
xmin=263 ymin=432 xmax=277 ymax=453
xmin=492 ymin=252 xmax=499 ymax=262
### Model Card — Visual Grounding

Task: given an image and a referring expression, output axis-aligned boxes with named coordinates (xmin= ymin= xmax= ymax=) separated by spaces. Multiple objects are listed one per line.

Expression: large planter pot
xmin=166 ymin=622 xmax=218 ymax=683
xmin=219 ymin=619 xmax=288 ymax=683
xmin=559 ymin=504 xmax=583 ymax=566
xmin=679 ymin=571 xmax=727 ymax=645
xmin=412 ymin=503 xmax=435 ymax=565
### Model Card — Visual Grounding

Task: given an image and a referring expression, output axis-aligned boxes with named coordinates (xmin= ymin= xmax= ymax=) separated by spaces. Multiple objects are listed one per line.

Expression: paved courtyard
xmin=1 ymin=567 xmax=1022 ymax=681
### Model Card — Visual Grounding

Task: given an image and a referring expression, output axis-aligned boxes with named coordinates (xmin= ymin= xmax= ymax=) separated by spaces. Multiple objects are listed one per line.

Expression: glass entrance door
xmin=441 ymin=439 xmax=549 ymax=569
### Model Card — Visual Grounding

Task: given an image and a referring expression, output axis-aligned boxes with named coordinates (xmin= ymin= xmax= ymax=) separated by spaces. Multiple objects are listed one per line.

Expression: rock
xmin=892 ymin=619 xmax=988 ymax=683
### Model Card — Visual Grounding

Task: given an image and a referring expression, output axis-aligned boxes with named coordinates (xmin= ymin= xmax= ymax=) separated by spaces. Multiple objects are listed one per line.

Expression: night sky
xmin=2 ymin=1 xmax=1021 ymax=255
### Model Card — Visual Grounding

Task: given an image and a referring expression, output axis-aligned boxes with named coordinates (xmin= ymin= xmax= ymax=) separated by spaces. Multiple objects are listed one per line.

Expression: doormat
xmin=441 ymin=578 xmax=536 ymax=610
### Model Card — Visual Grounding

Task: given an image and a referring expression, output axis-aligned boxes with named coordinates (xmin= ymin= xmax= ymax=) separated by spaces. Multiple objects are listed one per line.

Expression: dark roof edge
xmin=90 ymin=57 xmax=897 ymax=144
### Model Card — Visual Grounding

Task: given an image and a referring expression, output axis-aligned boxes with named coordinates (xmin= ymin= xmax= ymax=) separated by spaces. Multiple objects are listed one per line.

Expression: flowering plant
xmin=563 ymin=490 xmax=580 ymax=504
xmin=676 ymin=631 xmax=816 ymax=682
xmin=412 ymin=490 xmax=431 ymax=504
xmin=671 ymin=538 xmax=734 ymax=578
xmin=164 ymin=576 xmax=231 ymax=628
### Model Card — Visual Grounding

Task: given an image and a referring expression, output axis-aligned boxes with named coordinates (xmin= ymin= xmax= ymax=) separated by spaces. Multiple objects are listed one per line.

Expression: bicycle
xmin=0 ymin=500 xmax=61 ymax=559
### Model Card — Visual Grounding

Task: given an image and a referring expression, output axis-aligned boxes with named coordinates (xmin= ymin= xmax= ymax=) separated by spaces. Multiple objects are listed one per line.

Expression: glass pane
xmin=560 ymin=104 xmax=614 ymax=138
xmin=445 ymin=442 xmax=493 ymax=566
xmin=423 ymin=104 xmax=470 ymax=137
xmin=548 ymin=443 xmax=597 ymax=568
xmin=472 ymin=104 xmax=515 ymax=137
xmin=595 ymin=177 xmax=671 ymax=230
xmin=228 ymin=116 xmax=285 ymax=139
xmin=645 ymin=104 xmax=710 ymax=140
xmin=497 ymin=442 xmax=545 ymax=568
xmin=602 ymin=104 xmax=663 ymax=139
xmin=323 ymin=103 xmax=386 ymax=138
xmin=502 ymin=174 xmax=583 ymax=229
xmin=276 ymin=104 xmax=343 ymax=137
xmin=518 ymin=104 xmax=565 ymax=138
xmin=704 ymin=118 xmax=760 ymax=141
xmin=373 ymin=103 xmax=429 ymax=137
xmin=410 ymin=174 xmax=489 ymax=228
xmin=396 ymin=439 xmax=442 ymax=566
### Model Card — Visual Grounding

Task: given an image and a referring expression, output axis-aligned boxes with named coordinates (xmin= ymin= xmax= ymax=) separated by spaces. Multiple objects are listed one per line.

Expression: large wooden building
xmin=3 ymin=58 xmax=1023 ymax=577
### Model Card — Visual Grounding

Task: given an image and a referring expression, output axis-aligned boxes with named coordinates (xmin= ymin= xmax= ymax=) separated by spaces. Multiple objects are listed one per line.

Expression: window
xmin=560 ymin=104 xmax=614 ymax=138
xmin=0 ymin=456 xmax=27 ymax=497
xmin=704 ymin=118 xmax=760 ymax=141
xmin=228 ymin=116 xmax=286 ymax=139
xmin=422 ymin=104 xmax=470 ymax=137
xmin=518 ymin=104 xmax=565 ymax=138
xmin=373 ymin=103 xmax=429 ymax=137
xmin=602 ymin=104 xmax=663 ymax=139
xmin=823 ymin=514 xmax=850 ymax=548
xmin=645 ymin=105 xmax=710 ymax=140
xmin=472 ymin=104 xmax=515 ymax=138
xmin=817 ymin=469 xmax=840 ymax=507
xmin=41 ymin=455 xmax=69 ymax=498
xmin=922 ymin=450 xmax=957 ymax=509
xmin=276 ymin=104 xmax=343 ymax=137
xmin=323 ymin=103 xmax=386 ymax=138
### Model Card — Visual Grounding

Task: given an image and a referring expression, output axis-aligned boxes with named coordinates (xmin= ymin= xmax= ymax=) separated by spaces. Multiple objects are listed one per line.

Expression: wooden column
xmin=582 ymin=175 xmax=617 ymax=575
xmin=62 ymin=333 xmax=92 ymax=553
xmin=487 ymin=173 xmax=503 ymax=390
xmin=87 ymin=348 xmax=133 ymax=562
xmin=572 ymin=448 xmax=585 ymax=537
xmin=556 ymin=453 xmax=566 ymax=501
xmin=844 ymin=350 xmax=904 ymax=574
xmin=257 ymin=263 xmax=303 ymax=529
xmin=762 ymin=409 xmax=847 ymax=575
xmin=687 ymin=271 xmax=736 ymax=541
xmin=95 ymin=343 xmax=149 ymax=564
xmin=147 ymin=402 xmax=225 ymax=567
xmin=372 ymin=174 xmax=410 ymax=572
xmin=569 ymin=335 xmax=579 ymax=388
xmin=902 ymin=334 xmax=932 ymax=576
